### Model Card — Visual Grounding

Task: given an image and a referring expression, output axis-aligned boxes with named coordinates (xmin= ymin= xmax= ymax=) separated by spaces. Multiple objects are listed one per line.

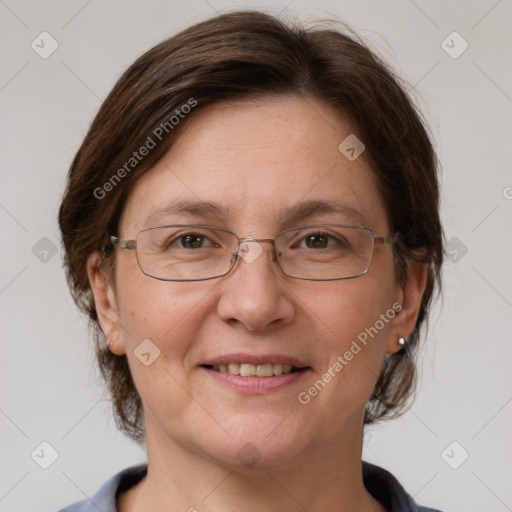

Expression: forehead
xmin=119 ymin=95 xmax=388 ymax=234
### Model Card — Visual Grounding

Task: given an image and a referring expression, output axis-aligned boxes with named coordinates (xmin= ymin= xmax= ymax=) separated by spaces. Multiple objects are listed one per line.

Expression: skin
xmin=87 ymin=95 xmax=426 ymax=512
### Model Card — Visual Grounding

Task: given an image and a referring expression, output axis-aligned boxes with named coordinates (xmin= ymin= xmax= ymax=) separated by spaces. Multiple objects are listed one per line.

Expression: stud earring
xmin=398 ymin=336 xmax=406 ymax=346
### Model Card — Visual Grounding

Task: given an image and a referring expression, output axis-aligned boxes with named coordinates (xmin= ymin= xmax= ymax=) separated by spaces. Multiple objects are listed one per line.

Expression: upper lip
xmin=201 ymin=353 xmax=309 ymax=368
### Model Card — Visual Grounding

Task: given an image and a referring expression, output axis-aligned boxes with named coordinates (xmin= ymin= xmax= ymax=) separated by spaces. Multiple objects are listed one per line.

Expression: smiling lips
xmin=201 ymin=356 xmax=309 ymax=393
xmin=202 ymin=354 xmax=308 ymax=379
xmin=212 ymin=363 xmax=294 ymax=377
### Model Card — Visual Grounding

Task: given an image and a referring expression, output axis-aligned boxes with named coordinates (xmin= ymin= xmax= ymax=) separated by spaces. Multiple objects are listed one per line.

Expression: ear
xmin=386 ymin=260 xmax=427 ymax=355
xmin=87 ymin=251 xmax=126 ymax=355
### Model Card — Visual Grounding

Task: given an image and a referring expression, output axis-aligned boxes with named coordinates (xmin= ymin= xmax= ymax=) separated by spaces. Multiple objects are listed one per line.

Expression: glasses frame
xmin=110 ymin=224 xmax=398 ymax=282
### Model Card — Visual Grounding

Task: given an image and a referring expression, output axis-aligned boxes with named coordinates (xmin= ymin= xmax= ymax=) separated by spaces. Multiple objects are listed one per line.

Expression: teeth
xmin=212 ymin=363 xmax=296 ymax=377
xmin=240 ymin=364 xmax=256 ymax=376
xmin=228 ymin=363 xmax=240 ymax=375
xmin=273 ymin=363 xmax=283 ymax=375
xmin=256 ymin=363 xmax=273 ymax=377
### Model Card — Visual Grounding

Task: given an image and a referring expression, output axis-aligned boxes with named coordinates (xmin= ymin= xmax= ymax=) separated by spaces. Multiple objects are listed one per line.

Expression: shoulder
xmin=57 ymin=464 xmax=147 ymax=512
xmin=362 ymin=461 xmax=443 ymax=512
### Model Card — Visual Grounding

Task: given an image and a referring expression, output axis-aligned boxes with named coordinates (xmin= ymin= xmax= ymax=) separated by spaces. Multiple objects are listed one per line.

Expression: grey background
xmin=1 ymin=1 xmax=511 ymax=511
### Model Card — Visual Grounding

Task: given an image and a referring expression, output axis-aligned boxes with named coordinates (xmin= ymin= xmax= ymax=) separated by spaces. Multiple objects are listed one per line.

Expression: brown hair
xmin=59 ymin=10 xmax=443 ymax=444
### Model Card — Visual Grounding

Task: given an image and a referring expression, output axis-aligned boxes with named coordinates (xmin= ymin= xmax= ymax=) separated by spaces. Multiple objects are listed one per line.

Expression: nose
xmin=216 ymin=239 xmax=295 ymax=332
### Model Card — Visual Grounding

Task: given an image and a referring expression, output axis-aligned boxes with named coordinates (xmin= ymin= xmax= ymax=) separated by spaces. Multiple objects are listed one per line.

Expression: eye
xmin=302 ymin=233 xmax=331 ymax=249
xmin=294 ymin=231 xmax=349 ymax=250
xmin=173 ymin=232 xmax=217 ymax=249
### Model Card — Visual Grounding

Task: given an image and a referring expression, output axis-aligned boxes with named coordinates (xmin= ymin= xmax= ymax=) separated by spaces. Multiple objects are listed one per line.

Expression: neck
xmin=118 ymin=416 xmax=385 ymax=512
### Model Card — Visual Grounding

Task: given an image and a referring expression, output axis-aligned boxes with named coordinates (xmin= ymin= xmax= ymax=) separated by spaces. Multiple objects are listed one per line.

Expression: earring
xmin=398 ymin=336 xmax=406 ymax=346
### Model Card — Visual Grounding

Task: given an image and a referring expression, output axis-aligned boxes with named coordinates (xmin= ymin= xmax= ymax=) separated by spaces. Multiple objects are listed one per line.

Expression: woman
xmin=58 ymin=10 xmax=444 ymax=512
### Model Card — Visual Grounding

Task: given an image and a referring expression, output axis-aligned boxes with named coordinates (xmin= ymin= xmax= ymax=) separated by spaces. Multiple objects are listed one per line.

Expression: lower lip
xmin=201 ymin=367 xmax=310 ymax=393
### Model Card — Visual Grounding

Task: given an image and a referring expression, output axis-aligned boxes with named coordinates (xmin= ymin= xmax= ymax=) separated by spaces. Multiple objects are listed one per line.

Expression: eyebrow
xmin=143 ymin=198 xmax=368 ymax=228
xmin=144 ymin=199 xmax=230 ymax=227
xmin=278 ymin=199 xmax=368 ymax=225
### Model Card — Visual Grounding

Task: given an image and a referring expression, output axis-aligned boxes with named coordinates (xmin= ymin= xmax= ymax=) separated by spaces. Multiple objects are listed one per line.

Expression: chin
xmin=189 ymin=415 xmax=313 ymax=472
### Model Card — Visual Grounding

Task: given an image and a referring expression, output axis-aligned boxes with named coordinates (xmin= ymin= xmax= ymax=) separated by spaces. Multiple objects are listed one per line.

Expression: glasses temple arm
xmin=375 ymin=233 xmax=399 ymax=245
xmin=110 ymin=235 xmax=137 ymax=250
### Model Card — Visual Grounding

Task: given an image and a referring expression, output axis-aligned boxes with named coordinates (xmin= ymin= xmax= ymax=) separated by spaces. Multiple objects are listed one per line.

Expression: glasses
xmin=111 ymin=224 xmax=398 ymax=282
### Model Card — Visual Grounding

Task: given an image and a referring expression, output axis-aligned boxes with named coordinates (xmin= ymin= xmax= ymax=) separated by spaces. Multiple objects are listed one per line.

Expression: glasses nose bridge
xmin=236 ymin=237 xmax=277 ymax=252
xmin=234 ymin=237 xmax=280 ymax=263
xmin=237 ymin=236 xmax=275 ymax=245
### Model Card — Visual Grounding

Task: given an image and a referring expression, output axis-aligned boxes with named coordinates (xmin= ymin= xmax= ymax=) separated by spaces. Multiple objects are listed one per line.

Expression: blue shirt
xmin=58 ymin=462 xmax=442 ymax=511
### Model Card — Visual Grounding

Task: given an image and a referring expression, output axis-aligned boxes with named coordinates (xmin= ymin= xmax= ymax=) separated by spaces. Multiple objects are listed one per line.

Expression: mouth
xmin=202 ymin=362 xmax=305 ymax=377
xmin=199 ymin=354 xmax=310 ymax=393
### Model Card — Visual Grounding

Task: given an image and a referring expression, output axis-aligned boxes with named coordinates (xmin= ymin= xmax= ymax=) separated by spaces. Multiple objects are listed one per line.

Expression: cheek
xmin=117 ymin=278 xmax=209 ymax=351
xmin=114 ymin=277 xmax=215 ymax=420
xmin=303 ymin=276 xmax=397 ymax=399
xmin=308 ymin=272 xmax=395 ymax=340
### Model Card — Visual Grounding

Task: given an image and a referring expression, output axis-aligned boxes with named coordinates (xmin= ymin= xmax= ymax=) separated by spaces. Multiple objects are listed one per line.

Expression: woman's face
xmin=91 ymin=96 xmax=422 ymax=469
